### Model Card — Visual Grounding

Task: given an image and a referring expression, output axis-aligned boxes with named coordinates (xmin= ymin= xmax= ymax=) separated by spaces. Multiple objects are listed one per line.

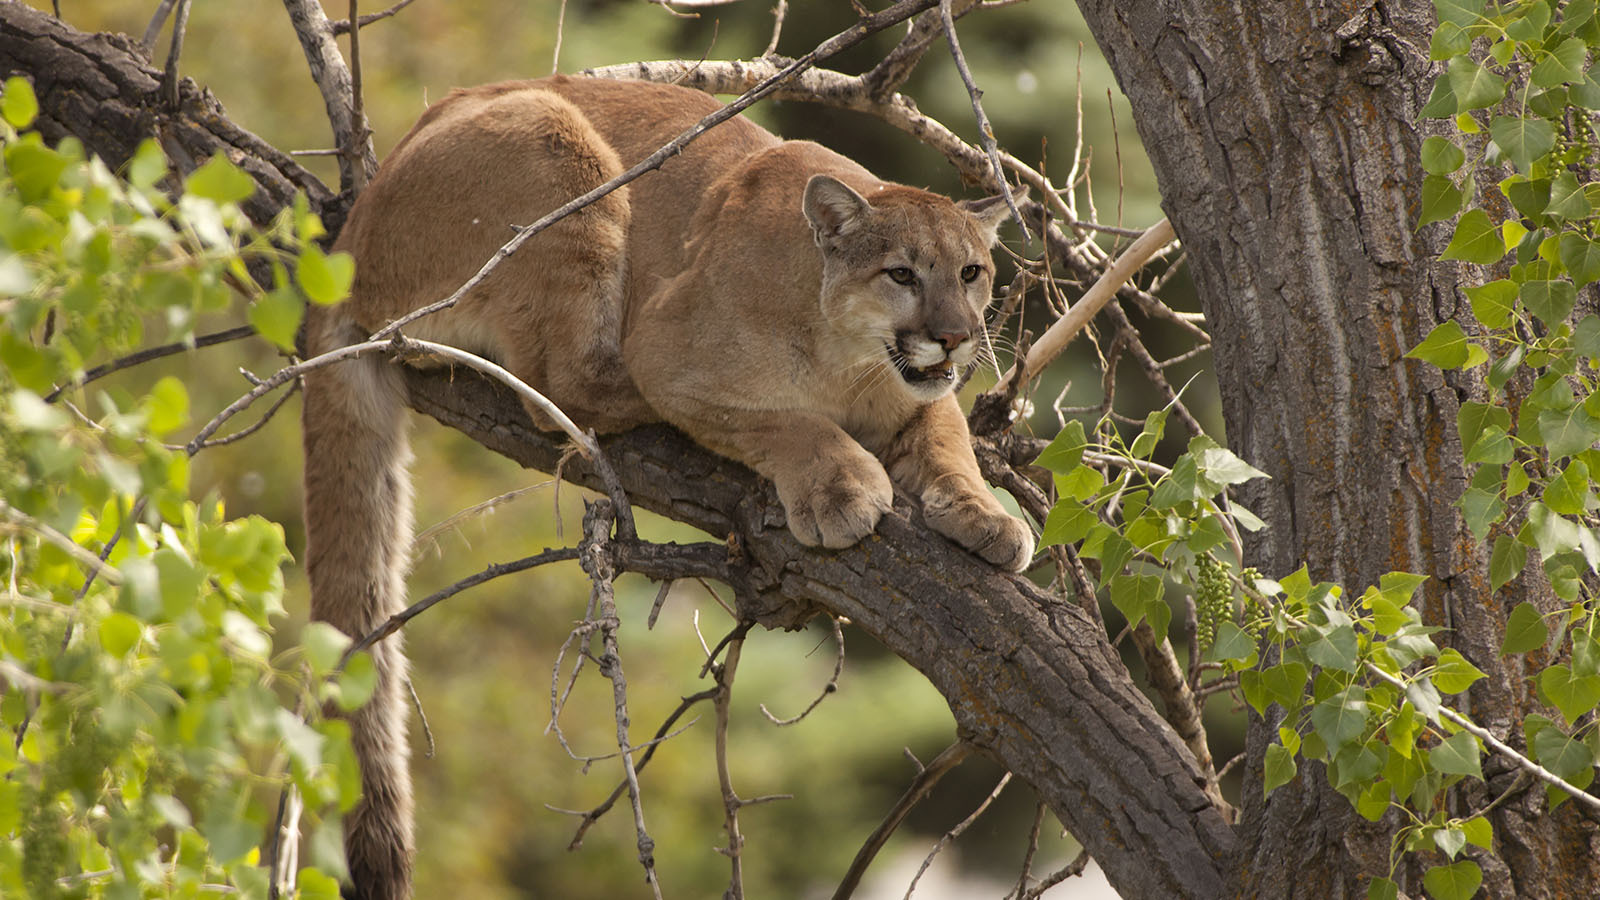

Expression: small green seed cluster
xmin=1193 ymin=555 xmax=1233 ymax=653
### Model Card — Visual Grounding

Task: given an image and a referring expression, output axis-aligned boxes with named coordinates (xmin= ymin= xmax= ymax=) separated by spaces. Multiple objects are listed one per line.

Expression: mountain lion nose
xmin=933 ymin=331 xmax=969 ymax=351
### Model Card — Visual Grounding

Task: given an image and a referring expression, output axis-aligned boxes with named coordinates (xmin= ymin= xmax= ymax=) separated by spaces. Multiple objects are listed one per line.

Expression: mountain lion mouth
xmin=886 ymin=342 xmax=955 ymax=386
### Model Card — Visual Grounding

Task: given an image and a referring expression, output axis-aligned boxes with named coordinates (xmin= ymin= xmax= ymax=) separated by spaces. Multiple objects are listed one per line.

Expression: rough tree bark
xmin=0 ymin=4 xmax=1236 ymax=898
xmin=1076 ymin=0 xmax=1600 ymax=896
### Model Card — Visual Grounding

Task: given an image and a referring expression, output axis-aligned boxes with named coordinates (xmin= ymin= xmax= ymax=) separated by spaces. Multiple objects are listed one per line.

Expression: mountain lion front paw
xmin=775 ymin=453 xmax=895 ymax=549
xmin=922 ymin=480 xmax=1035 ymax=573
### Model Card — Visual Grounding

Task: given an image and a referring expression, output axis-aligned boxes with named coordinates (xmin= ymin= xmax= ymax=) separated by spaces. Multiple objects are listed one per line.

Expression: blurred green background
xmin=25 ymin=1 xmax=1225 ymax=896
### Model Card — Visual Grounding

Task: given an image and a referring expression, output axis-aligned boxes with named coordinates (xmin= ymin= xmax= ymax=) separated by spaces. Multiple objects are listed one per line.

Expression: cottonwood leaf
xmin=185 ymin=153 xmax=256 ymax=205
xmin=1428 ymin=731 xmax=1483 ymax=779
xmin=1264 ymin=743 xmax=1297 ymax=795
xmin=297 ymin=245 xmax=356 ymax=306
xmin=1490 ymin=538 xmax=1530 ymax=593
xmin=0 ymin=75 xmax=37 ymax=129
xmin=1440 ymin=209 xmax=1505 ymax=264
xmin=1449 ymin=57 xmax=1506 ymax=110
xmin=1034 ymin=419 xmax=1088 ymax=473
xmin=1546 ymin=172 xmax=1592 ymax=219
xmin=1521 ymin=279 xmax=1578 ymax=325
xmin=1540 ymin=664 xmax=1600 ymax=724
xmin=1407 ymin=320 xmax=1475 ymax=367
xmin=1490 ymin=115 xmax=1557 ymax=174
xmin=1501 ymin=601 xmax=1547 ymax=654
xmin=1423 ymin=861 xmax=1482 ymax=900
xmin=1431 ymin=648 xmax=1486 ymax=694
xmin=1559 ymin=232 xmax=1600 ymax=286
xmin=1531 ymin=36 xmax=1588 ymax=87
xmin=1422 ymin=136 xmax=1467 ymax=174
xmin=1465 ymin=280 xmax=1516 ymax=329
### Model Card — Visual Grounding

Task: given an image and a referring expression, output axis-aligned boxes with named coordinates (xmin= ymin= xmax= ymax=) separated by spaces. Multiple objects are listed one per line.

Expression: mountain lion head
xmin=802 ymin=174 xmax=1019 ymax=402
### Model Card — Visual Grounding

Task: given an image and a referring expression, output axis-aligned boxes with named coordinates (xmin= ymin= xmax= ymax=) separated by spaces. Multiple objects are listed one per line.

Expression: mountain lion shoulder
xmin=301 ymin=75 xmax=1035 ymax=899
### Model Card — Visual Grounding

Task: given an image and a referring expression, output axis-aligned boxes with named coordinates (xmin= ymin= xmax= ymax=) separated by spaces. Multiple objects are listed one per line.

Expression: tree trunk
xmin=0 ymin=5 xmax=1238 ymax=897
xmin=1075 ymin=0 xmax=1600 ymax=896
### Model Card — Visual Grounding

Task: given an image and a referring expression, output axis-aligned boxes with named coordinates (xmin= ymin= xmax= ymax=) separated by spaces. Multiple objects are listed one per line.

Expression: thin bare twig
xmin=329 ymin=0 xmax=417 ymax=35
xmin=346 ymin=0 xmax=369 ymax=195
xmin=187 ymin=379 xmax=300 ymax=451
xmin=281 ymin=0 xmax=377 ymax=192
xmin=903 ymin=770 xmax=1012 ymax=898
xmin=714 ymin=636 xmax=747 ymax=897
xmin=160 ymin=0 xmax=192 ymax=110
xmin=762 ymin=0 xmax=787 ymax=56
xmin=140 ymin=0 xmax=178 ymax=56
xmin=562 ymin=687 xmax=718 ymax=849
xmin=338 ymin=547 xmax=580 ymax=668
xmin=831 ymin=741 xmax=975 ymax=900
xmin=1010 ymin=801 xmax=1048 ymax=900
xmin=580 ymin=500 xmax=664 ymax=897
xmin=939 ymin=0 xmax=1027 ymax=241
xmin=1020 ymin=849 xmax=1090 ymax=899
xmin=551 ymin=0 xmax=568 ymax=74
xmin=759 ymin=616 xmax=844 ymax=726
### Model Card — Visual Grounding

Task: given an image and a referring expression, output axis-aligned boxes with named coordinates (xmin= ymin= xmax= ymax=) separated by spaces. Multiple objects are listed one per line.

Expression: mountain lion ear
xmin=959 ymin=184 xmax=1031 ymax=246
xmin=803 ymin=175 xmax=872 ymax=244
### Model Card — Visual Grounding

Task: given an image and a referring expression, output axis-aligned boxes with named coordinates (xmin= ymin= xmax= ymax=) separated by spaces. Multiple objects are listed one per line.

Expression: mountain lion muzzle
xmin=300 ymin=75 xmax=1035 ymax=899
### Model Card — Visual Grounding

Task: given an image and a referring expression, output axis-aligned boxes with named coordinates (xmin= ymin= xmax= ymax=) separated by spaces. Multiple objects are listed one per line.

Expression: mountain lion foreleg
xmin=882 ymin=396 xmax=1035 ymax=572
xmin=669 ymin=406 xmax=895 ymax=549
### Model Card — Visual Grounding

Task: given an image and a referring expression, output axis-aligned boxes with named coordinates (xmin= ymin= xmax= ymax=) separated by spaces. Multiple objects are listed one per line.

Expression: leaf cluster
xmin=0 ymin=76 xmax=359 ymax=898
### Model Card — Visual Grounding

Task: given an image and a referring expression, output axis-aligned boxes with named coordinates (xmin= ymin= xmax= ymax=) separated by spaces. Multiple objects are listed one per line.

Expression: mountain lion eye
xmin=961 ymin=264 xmax=983 ymax=283
xmin=886 ymin=267 xmax=917 ymax=285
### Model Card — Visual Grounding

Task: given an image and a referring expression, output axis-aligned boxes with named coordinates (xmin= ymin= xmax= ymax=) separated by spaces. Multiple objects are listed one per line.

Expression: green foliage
xmin=0 ymin=76 xmax=356 ymax=896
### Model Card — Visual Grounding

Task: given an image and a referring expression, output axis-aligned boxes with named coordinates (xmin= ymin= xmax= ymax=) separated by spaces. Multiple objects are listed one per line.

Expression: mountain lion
xmin=301 ymin=75 xmax=1035 ymax=899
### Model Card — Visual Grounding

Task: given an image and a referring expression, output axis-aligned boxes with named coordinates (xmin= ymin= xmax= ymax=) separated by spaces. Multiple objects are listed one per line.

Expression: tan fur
xmin=301 ymin=75 xmax=1034 ymax=899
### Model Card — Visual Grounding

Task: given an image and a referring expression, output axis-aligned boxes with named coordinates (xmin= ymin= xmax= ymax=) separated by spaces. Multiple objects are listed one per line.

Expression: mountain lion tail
xmin=301 ymin=307 xmax=416 ymax=900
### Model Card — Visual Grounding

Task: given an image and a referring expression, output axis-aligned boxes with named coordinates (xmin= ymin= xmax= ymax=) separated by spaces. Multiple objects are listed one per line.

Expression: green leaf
xmin=1532 ymin=725 xmax=1594 ymax=778
xmin=1457 ymin=400 xmax=1511 ymax=449
xmin=1440 ymin=209 xmax=1506 ymax=264
xmin=1110 ymin=574 xmax=1163 ymax=630
xmin=301 ymin=622 xmax=354 ymax=676
xmin=1508 ymin=177 xmax=1552 ymax=218
xmin=1527 ymin=501 xmax=1587 ymax=561
xmin=1540 ymin=664 xmax=1600 ymax=724
xmin=1422 ymin=136 xmax=1466 ymax=174
xmin=1 ymin=75 xmax=38 ymax=129
xmin=334 ymin=651 xmax=378 ymax=712
xmin=1546 ymin=172 xmax=1593 ymax=219
xmin=1490 ymin=116 xmax=1558 ymax=174
xmin=1559 ymin=232 xmax=1600 ymax=286
xmin=1461 ymin=815 xmax=1493 ymax=851
xmin=1261 ymin=661 xmax=1310 ymax=709
xmin=1420 ymin=175 xmax=1464 ymax=227
xmin=1434 ymin=0 xmax=1487 ymax=27
xmin=1507 ymin=0 xmax=1552 ymax=40
xmin=1431 ymin=648 xmax=1487 ymax=694
xmin=296 ymin=245 xmax=356 ymax=306
xmin=1428 ymin=731 xmax=1483 ymax=779
xmin=1209 ymin=621 xmax=1257 ymax=664
xmin=1130 ymin=408 xmax=1169 ymax=459
xmin=185 ymin=153 xmax=257 ymax=205
xmin=1191 ymin=438 xmax=1269 ymax=490
xmin=249 ymin=286 xmax=304 ymax=353
xmin=1465 ymin=280 xmax=1516 ymax=329
xmin=1522 ymin=279 xmax=1578 ymax=325
xmin=1501 ymin=601 xmax=1547 ymax=654
xmin=1490 ymin=537 xmax=1530 ymax=593
xmin=1311 ymin=685 xmax=1369 ymax=752
xmin=1367 ymin=876 xmax=1400 ymax=900
xmin=1434 ymin=824 xmax=1466 ymax=859
xmin=1574 ymin=315 xmax=1600 ymax=358
xmin=1531 ymin=36 xmax=1588 ymax=87
xmin=1054 ymin=463 xmax=1104 ymax=502
xmin=1306 ymin=624 xmax=1360 ymax=673
xmin=98 ymin=612 xmax=144 ymax=656
xmin=1034 ymin=420 xmax=1087 ymax=473
xmin=1407 ymin=320 xmax=1476 ymax=367
xmin=1149 ymin=454 xmax=1204 ymax=508
xmin=1448 ymin=57 xmax=1506 ymax=110
xmin=1421 ymin=76 xmax=1459 ymax=118
xmin=1574 ymin=64 xmax=1600 ymax=108
xmin=1464 ymin=425 xmax=1512 ymax=464
xmin=1542 ymin=460 xmax=1592 ymax=515
xmin=1039 ymin=499 xmax=1096 ymax=548
xmin=1456 ymin=486 xmax=1505 ymax=541
xmin=1537 ymin=405 xmax=1600 ymax=457
xmin=1264 ymin=743 xmax=1298 ymax=795
xmin=1423 ymin=861 xmax=1482 ymax=900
